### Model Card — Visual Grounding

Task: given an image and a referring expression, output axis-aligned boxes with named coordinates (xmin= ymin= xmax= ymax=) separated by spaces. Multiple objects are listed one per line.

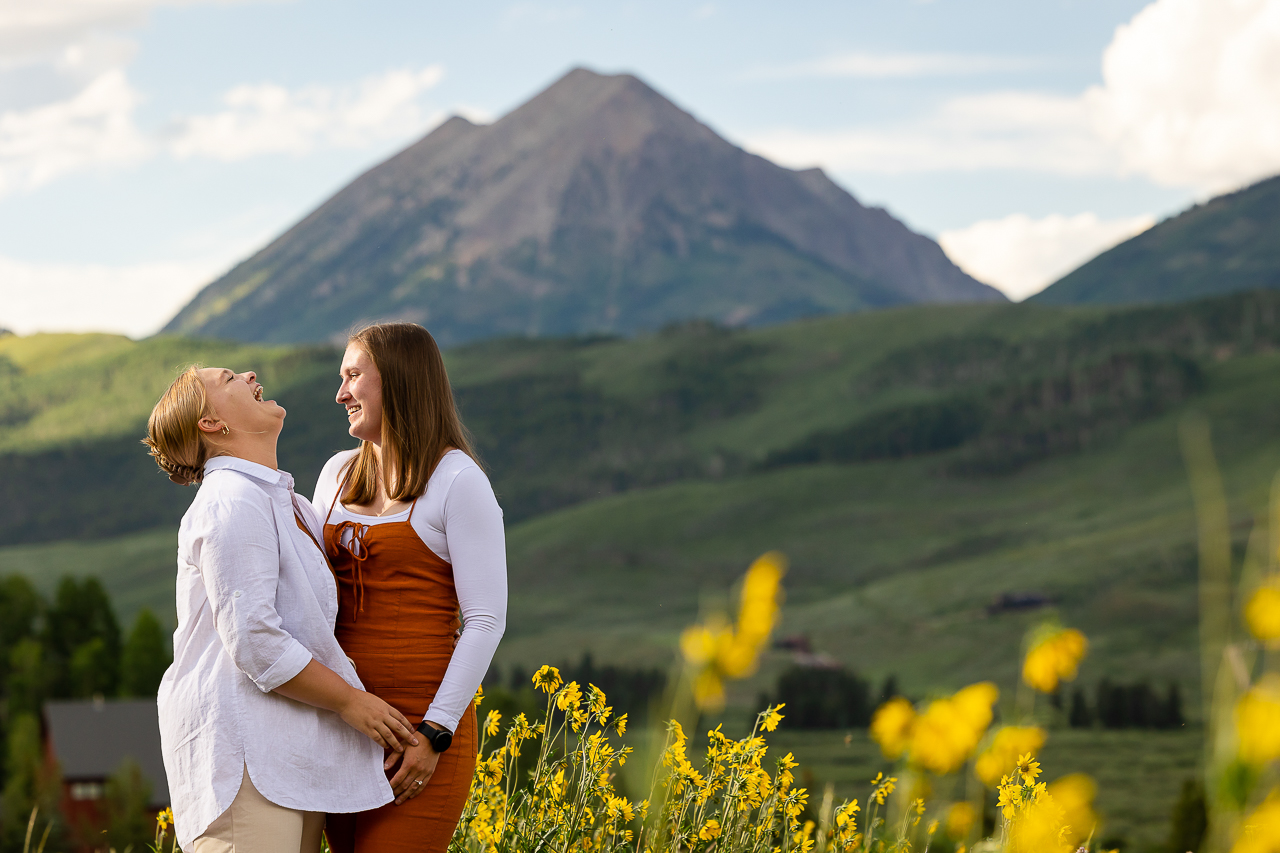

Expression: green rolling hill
xmin=4 ymin=291 xmax=1280 ymax=714
xmin=1035 ymin=174 xmax=1280 ymax=305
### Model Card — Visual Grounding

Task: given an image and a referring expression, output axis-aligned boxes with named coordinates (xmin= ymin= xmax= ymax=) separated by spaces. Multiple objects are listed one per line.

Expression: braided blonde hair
xmin=142 ymin=365 xmax=215 ymax=486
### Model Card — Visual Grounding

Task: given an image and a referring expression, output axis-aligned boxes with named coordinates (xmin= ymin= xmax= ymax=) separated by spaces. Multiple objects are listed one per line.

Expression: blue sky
xmin=1 ymin=0 xmax=1277 ymax=335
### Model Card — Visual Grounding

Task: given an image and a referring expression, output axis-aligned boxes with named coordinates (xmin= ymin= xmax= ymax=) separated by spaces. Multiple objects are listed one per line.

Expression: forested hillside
xmin=3 ymin=292 xmax=1280 ymax=720
xmin=1036 ymin=174 xmax=1280 ymax=305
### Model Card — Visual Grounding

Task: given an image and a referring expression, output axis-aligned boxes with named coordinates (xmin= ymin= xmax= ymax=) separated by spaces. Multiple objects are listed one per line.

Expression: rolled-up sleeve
xmin=192 ymin=491 xmax=312 ymax=692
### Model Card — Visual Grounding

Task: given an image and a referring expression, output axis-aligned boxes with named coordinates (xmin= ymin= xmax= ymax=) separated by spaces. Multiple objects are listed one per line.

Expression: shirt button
xmin=233 ymin=591 xmax=243 ymax=599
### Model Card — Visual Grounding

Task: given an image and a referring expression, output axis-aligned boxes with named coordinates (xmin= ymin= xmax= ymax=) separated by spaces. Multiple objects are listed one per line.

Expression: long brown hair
xmin=143 ymin=365 xmax=214 ymax=486
xmin=341 ymin=323 xmax=479 ymax=505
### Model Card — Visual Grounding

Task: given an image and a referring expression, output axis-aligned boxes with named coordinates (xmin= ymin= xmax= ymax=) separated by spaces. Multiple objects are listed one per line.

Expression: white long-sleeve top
xmin=312 ymin=448 xmax=507 ymax=732
xmin=159 ymin=456 xmax=392 ymax=850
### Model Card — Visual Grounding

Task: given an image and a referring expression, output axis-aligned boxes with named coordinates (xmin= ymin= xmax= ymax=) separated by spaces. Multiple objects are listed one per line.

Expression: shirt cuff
xmin=254 ymin=642 xmax=313 ymax=693
xmin=421 ymin=709 xmax=458 ymax=734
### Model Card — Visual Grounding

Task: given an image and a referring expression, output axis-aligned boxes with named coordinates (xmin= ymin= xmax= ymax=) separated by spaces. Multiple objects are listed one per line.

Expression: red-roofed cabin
xmin=43 ymin=698 xmax=170 ymax=851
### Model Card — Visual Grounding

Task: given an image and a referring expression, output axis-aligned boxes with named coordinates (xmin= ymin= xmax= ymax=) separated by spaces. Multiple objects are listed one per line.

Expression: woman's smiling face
xmin=197 ymin=367 xmax=283 ymax=433
xmin=337 ymin=344 xmax=383 ymax=444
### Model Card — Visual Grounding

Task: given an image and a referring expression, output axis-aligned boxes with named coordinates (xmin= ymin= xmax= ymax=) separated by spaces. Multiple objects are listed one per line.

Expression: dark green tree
xmin=879 ymin=674 xmax=900 ymax=706
xmin=104 ymin=758 xmax=154 ymax=852
xmin=1161 ymin=682 xmax=1186 ymax=729
xmin=4 ymin=639 xmax=49 ymax=719
xmin=773 ymin=666 xmax=872 ymax=729
xmin=44 ymin=577 xmax=120 ymax=698
xmin=1068 ymin=686 xmax=1093 ymax=728
xmin=0 ymin=712 xmax=64 ymax=853
xmin=120 ymin=609 xmax=170 ymax=698
xmin=1167 ymin=778 xmax=1207 ymax=853
xmin=0 ymin=576 xmax=40 ymax=685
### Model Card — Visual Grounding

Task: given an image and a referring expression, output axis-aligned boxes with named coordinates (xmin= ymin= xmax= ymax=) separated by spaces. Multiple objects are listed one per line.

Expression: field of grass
xmin=768 ymin=727 xmax=1201 ymax=852
xmin=7 ymin=296 xmax=1280 ymax=692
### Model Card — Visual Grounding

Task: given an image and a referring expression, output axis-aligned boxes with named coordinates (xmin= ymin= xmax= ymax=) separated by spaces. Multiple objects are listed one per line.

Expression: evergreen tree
xmin=4 ymin=639 xmax=49 ymax=719
xmin=0 ymin=713 xmax=65 ymax=852
xmin=1167 ymin=778 xmax=1207 ymax=853
xmin=1068 ymin=686 xmax=1093 ymax=728
xmin=1127 ymin=682 xmax=1155 ymax=728
xmin=104 ymin=759 xmax=154 ymax=852
xmin=0 ymin=576 xmax=40 ymax=685
xmin=120 ymin=609 xmax=170 ymax=698
xmin=1162 ymin=682 xmax=1186 ymax=729
xmin=44 ymin=577 xmax=120 ymax=699
xmin=879 ymin=674 xmax=900 ymax=706
xmin=774 ymin=666 xmax=872 ymax=729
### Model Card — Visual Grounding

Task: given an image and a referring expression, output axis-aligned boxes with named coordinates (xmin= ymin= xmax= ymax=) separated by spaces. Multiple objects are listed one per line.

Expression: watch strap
xmin=416 ymin=720 xmax=452 ymax=752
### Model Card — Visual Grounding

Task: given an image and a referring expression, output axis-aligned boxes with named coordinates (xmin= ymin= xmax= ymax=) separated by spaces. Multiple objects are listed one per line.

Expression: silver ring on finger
xmin=414 ymin=779 xmax=423 ymax=787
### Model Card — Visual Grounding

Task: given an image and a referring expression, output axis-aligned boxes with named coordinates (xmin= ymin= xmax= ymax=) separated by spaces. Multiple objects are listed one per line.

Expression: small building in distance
xmin=44 ymin=698 xmax=169 ymax=847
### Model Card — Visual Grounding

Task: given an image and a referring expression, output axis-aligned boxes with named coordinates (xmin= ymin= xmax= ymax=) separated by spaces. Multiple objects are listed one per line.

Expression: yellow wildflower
xmin=946 ymin=802 xmax=975 ymax=839
xmin=156 ymin=807 xmax=173 ymax=829
xmin=1233 ymin=790 xmax=1280 ymax=853
xmin=692 ymin=669 xmax=726 ymax=712
xmin=793 ymin=820 xmax=816 ymax=853
xmin=606 ymin=795 xmax=634 ymax=823
xmin=474 ymin=684 xmax=484 ymax=707
xmin=761 ymin=704 xmax=786 ymax=732
xmin=683 ymin=553 xmax=788 ymax=710
xmin=613 ymin=713 xmax=628 ymax=735
xmin=698 ymin=819 xmax=722 ymax=841
xmin=976 ymin=726 xmax=1047 ymax=786
xmin=1237 ymin=675 xmax=1280 ymax=765
xmin=835 ymin=799 xmax=860 ymax=830
xmin=1004 ymin=774 xmax=1095 ymax=853
xmin=1022 ymin=627 xmax=1088 ymax=693
xmin=870 ymin=697 xmax=916 ymax=759
xmin=1246 ymin=583 xmax=1280 ymax=643
xmin=870 ymin=773 xmax=897 ymax=805
xmin=1015 ymin=752 xmax=1041 ymax=785
xmin=484 ymin=710 xmax=502 ymax=737
xmin=532 ymin=665 xmax=563 ymax=693
xmin=478 ymin=755 xmax=503 ymax=785
xmin=908 ymin=683 xmax=997 ymax=775
xmin=556 ymin=681 xmax=583 ymax=711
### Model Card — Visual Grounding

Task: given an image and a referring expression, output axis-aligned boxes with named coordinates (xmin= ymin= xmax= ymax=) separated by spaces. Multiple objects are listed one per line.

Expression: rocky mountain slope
xmin=1035 ymin=174 xmax=1280 ymax=305
xmin=164 ymin=68 xmax=1002 ymax=346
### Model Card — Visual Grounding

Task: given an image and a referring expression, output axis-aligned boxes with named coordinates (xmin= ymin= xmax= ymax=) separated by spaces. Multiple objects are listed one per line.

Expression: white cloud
xmin=746 ymin=52 xmax=1032 ymax=81
xmin=0 ymin=65 xmax=446 ymax=195
xmin=0 ymin=0 xmax=221 ymax=64
xmin=0 ymin=254 xmax=228 ymax=337
xmin=746 ymin=92 xmax=1110 ymax=175
xmin=1087 ymin=0 xmax=1280 ymax=192
xmin=0 ymin=69 xmax=150 ymax=194
xmin=745 ymin=0 xmax=1280 ymax=191
xmin=939 ymin=212 xmax=1156 ymax=301
xmin=170 ymin=66 xmax=445 ymax=161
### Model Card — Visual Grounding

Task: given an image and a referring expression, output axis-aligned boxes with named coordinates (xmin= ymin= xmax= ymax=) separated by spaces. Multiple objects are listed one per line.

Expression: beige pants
xmin=192 ymin=766 xmax=325 ymax=853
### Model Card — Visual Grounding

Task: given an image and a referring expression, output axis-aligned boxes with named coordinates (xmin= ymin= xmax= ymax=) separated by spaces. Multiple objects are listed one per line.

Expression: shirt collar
xmin=204 ymin=455 xmax=293 ymax=490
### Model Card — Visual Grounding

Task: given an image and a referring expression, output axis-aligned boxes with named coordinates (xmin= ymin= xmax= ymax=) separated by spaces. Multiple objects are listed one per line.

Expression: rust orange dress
xmin=322 ymin=493 xmax=478 ymax=853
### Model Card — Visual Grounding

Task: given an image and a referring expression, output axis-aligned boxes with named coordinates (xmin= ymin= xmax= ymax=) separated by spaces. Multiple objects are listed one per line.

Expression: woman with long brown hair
xmin=312 ymin=323 xmax=507 ymax=853
xmin=143 ymin=365 xmax=418 ymax=852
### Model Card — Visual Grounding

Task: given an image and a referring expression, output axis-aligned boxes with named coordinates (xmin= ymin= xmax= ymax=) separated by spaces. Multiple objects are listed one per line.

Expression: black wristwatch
xmin=417 ymin=720 xmax=452 ymax=753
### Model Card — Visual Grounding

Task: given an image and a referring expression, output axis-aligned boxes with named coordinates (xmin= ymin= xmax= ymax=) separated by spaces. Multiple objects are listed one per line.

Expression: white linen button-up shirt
xmin=158 ymin=457 xmax=392 ymax=850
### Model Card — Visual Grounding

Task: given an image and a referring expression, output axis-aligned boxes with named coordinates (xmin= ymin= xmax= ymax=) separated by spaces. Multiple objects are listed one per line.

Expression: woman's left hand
xmin=387 ymin=738 xmax=441 ymax=804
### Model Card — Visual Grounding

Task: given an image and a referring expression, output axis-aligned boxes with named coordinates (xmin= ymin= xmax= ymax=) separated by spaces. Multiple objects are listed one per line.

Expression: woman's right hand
xmin=337 ymin=689 xmax=419 ymax=752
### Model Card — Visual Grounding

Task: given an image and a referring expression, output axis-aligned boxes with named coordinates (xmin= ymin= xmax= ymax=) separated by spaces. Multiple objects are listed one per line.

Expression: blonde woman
xmin=143 ymin=365 xmax=419 ymax=852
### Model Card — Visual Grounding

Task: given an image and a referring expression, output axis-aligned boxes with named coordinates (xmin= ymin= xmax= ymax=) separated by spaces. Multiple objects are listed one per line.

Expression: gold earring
xmin=221 ymin=424 xmax=230 ymax=436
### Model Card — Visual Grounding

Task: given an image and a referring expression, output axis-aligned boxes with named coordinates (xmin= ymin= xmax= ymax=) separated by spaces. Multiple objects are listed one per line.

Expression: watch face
xmin=434 ymin=730 xmax=453 ymax=752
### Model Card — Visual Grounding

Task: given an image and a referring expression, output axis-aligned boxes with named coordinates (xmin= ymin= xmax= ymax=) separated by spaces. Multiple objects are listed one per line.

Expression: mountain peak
xmin=164 ymin=68 xmax=1001 ymax=345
